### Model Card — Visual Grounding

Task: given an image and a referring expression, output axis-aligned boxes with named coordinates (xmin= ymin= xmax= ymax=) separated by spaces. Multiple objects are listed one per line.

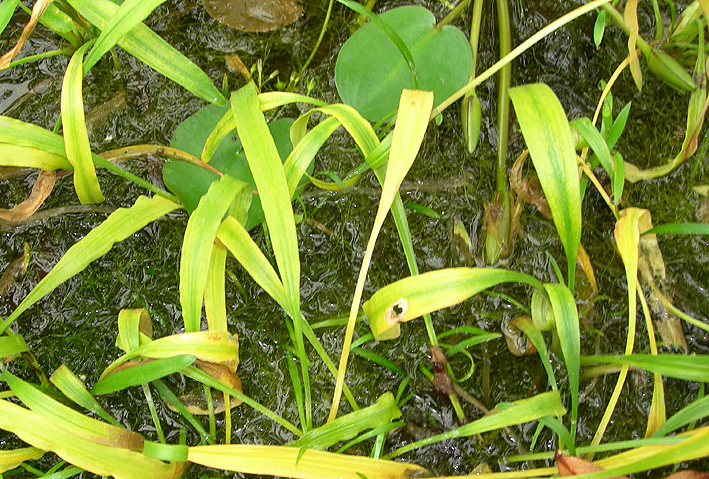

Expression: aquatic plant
xmin=0 ymin=0 xmax=708 ymax=478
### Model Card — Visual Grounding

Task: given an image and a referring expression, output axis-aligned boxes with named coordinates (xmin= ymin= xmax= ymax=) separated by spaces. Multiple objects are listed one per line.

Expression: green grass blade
xmin=0 ymin=116 xmax=66 ymax=156
xmin=66 ymin=0 xmax=224 ymax=104
xmin=230 ymin=83 xmax=310 ymax=428
xmin=100 ymin=331 xmax=239 ymax=379
xmin=216 ymin=217 xmax=288 ymax=310
xmin=2 ymin=371 xmax=144 ymax=450
xmin=0 ymin=144 xmax=72 ymax=170
xmin=91 ymin=355 xmax=196 ymax=395
xmin=284 ymin=116 xmax=341 ymax=195
xmin=50 ymin=365 xmax=122 ymax=427
xmin=544 ymin=282 xmax=580 ymax=452
xmin=329 ymin=89 xmax=433 ymax=422
xmin=291 ymin=393 xmax=400 ymax=450
xmin=363 ymin=267 xmax=544 ymax=341
xmin=644 ymin=222 xmax=709 ymax=236
xmin=509 ymin=83 xmax=581 ymax=289
xmin=652 ymin=394 xmax=709 ymax=437
xmin=83 ymin=0 xmax=168 ymax=72
xmin=204 ymin=241 xmax=228 ymax=332
xmin=0 ymin=334 xmax=29 ymax=357
xmin=571 ymin=117 xmax=613 ymax=179
xmin=580 ymin=354 xmax=709 ymax=382
xmin=388 ymin=390 xmax=566 ymax=458
xmin=0 ymin=195 xmax=179 ymax=335
xmin=0 ymin=398 xmax=182 ymax=479
xmin=61 ymin=42 xmax=104 ymax=204
xmin=180 ymin=175 xmax=248 ymax=332
xmin=0 ymin=447 xmax=43 ymax=474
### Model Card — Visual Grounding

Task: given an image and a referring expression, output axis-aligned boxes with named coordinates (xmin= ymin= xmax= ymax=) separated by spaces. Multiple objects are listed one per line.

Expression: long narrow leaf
xmin=0 ymin=195 xmax=179 ymax=334
xmin=204 ymin=240 xmax=228 ymax=332
xmin=50 ymin=365 xmax=121 ymax=426
xmin=545 ymin=282 xmax=580 ymax=452
xmin=0 ymin=144 xmax=72 ymax=170
xmin=0 ymin=399 xmax=182 ymax=479
xmin=91 ymin=355 xmax=196 ymax=395
xmin=363 ymin=267 xmax=544 ymax=340
xmin=580 ymin=354 xmax=709 ymax=383
xmin=61 ymin=42 xmax=104 ymax=204
xmin=181 ymin=175 xmax=248 ymax=332
xmin=66 ymin=0 xmax=224 ymax=104
xmin=0 ymin=447 xmax=43 ymax=474
xmin=83 ymin=0 xmax=168 ymax=72
xmin=509 ymin=84 xmax=581 ymax=290
xmin=188 ymin=444 xmax=429 ymax=479
xmin=329 ymin=89 xmax=433 ymax=422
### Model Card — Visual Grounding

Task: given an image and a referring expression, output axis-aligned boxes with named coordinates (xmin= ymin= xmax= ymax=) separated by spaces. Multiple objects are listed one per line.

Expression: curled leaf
xmin=0 ymin=170 xmax=55 ymax=221
xmin=0 ymin=0 xmax=54 ymax=69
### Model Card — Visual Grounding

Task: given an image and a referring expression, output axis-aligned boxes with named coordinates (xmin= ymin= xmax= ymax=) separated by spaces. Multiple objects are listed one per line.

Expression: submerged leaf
xmin=0 ymin=170 xmax=55 ymax=221
xmin=202 ymin=0 xmax=302 ymax=32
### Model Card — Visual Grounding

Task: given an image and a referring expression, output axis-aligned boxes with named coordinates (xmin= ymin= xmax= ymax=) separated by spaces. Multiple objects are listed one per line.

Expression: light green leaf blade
xmin=0 ymin=195 xmax=179 ymax=335
xmin=0 ymin=116 xmax=67 ymax=156
xmin=0 ymin=399 xmax=180 ymax=479
xmin=91 ymin=354 xmax=196 ymax=395
xmin=66 ymin=0 xmax=224 ymax=104
xmin=329 ymin=89 xmax=433 ymax=422
xmin=61 ymin=42 xmax=104 ymax=204
xmin=509 ymin=83 xmax=581 ymax=289
xmin=545 ymin=282 xmax=580 ymax=451
xmin=284 ymin=116 xmax=340 ymax=195
xmin=204 ymin=240 xmax=228 ymax=332
xmin=0 ymin=144 xmax=72 ymax=170
xmin=390 ymin=390 xmax=566 ymax=457
xmin=581 ymin=354 xmax=709 ymax=383
xmin=50 ymin=365 xmax=121 ymax=426
xmin=363 ymin=267 xmax=544 ymax=341
xmin=0 ymin=447 xmax=43 ymax=474
xmin=0 ymin=334 xmax=29 ymax=358
xmin=187 ymin=444 xmax=430 ymax=479
xmin=0 ymin=0 xmax=20 ymax=38
xmin=217 ymin=216 xmax=288 ymax=310
xmin=83 ymin=0 xmax=168 ymax=72
xmin=181 ymin=174 xmax=248 ymax=332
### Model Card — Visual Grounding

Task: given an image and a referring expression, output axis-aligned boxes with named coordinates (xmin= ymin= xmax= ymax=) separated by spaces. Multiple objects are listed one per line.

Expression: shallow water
xmin=1 ymin=0 xmax=708 ymax=477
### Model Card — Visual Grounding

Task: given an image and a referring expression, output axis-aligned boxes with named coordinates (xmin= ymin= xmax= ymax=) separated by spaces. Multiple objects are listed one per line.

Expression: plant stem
xmin=436 ymin=0 xmax=472 ymax=30
xmin=496 ymin=0 xmax=512 ymax=192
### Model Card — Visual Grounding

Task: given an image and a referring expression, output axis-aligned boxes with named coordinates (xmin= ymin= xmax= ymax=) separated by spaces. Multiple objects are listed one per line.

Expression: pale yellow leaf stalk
xmin=328 ymin=89 xmax=433 ymax=422
xmin=624 ymin=0 xmax=642 ymax=91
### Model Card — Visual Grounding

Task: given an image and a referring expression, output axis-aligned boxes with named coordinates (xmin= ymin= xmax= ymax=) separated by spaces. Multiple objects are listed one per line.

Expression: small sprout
xmin=503 ymin=317 xmax=537 ymax=357
xmin=461 ymin=90 xmax=482 ymax=154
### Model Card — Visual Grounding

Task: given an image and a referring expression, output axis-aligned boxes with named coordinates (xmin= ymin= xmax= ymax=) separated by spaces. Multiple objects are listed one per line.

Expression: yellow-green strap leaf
xmin=205 ymin=240 xmax=228 ymax=332
xmin=91 ymin=355 xmax=196 ymax=395
xmin=0 ymin=195 xmax=179 ymax=335
xmin=0 ymin=144 xmax=72 ymax=170
xmin=61 ymin=42 xmax=104 ymax=204
xmin=180 ymin=175 xmax=248 ymax=332
xmin=0 ymin=447 xmax=44 ymax=474
xmin=50 ymin=364 xmax=121 ymax=427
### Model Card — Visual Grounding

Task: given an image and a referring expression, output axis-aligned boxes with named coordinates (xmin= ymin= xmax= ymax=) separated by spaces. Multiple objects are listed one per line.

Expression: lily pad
xmin=163 ymin=103 xmax=293 ymax=230
xmin=202 ymin=0 xmax=302 ymax=32
xmin=335 ymin=6 xmax=472 ymax=122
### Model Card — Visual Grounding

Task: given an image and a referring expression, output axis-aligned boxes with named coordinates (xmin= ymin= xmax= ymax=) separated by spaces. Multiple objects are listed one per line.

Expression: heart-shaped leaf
xmin=163 ymin=104 xmax=293 ymax=229
xmin=335 ymin=6 xmax=472 ymax=122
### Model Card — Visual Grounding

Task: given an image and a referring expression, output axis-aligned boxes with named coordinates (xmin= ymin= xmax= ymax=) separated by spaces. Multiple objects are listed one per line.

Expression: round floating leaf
xmin=335 ymin=6 xmax=472 ymax=122
xmin=163 ymin=104 xmax=293 ymax=230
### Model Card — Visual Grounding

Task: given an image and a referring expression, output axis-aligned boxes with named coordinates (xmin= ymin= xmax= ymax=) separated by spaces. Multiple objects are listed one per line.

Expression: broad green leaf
xmin=363 ymin=267 xmax=544 ymax=341
xmin=291 ymin=393 xmax=400 ymax=450
xmin=0 ymin=447 xmax=43 ymax=474
xmin=2 ymin=371 xmax=144 ymax=450
xmin=50 ymin=365 xmax=121 ymax=426
xmin=61 ymin=42 xmax=104 ymax=204
xmin=164 ymin=103 xmax=292 ymax=229
xmin=329 ymin=89 xmax=433 ymax=422
xmin=389 ymin=391 xmax=566 ymax=457
xmin=66 ymin=0 xmax=224 ymax=104
xmin=100 ymin=331 xmax=239 ymax=379
xmin=83 ymin=0 xmax=168 ymax=72
xmin=217 ymin=216 xmax=288 ymax=310
xmin=204 ymin=241 xmax=228 ymax=332
xmin=509 ymin=83 xmax=581 ymax=289
xmin=0 ymin=399 xmax=181 ymax=479
xmin=0 ymin=195 xmax=179 ymax=335
xmin=187 ymin=444 xmax=430 ymax=479
xmin=545 ymin=282 xmax=580 ymax=452
xmin=335 ymin=6 xmax=472 ymax=121
xmin=0 ymin=144 xmax=72 ymax=170
xmin=581 ymin=354 xmax=709 ymax=383
xmin=91 ymin=355 xmax=196 ymax=395
xmin=180 ymin=175 xmax=248 ymax=332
